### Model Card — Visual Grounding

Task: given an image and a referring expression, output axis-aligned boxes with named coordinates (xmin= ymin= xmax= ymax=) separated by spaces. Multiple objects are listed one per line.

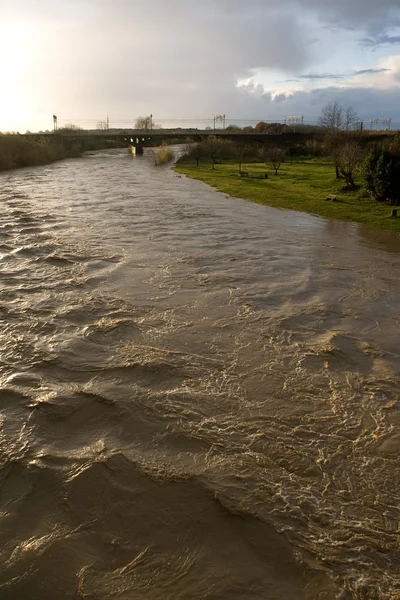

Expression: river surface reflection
xmin=0 ymin=149 xmax=399 ymax=599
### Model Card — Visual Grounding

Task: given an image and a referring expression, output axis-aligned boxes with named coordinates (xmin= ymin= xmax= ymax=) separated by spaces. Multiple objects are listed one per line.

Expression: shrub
xmin=357 ymin=188 xmax=370 ymax=199
xmin=184 ymin=142 xmax=205 ymax=166
xmin=153 ymin=143 xmax=174 ymax=166
xmin=361 ymin=145 xmax=400 ymax=204
xmin=0 ymin=136 xmax=65 ymax=170
xmin=0 ymin=134 xmax=123 ymax=171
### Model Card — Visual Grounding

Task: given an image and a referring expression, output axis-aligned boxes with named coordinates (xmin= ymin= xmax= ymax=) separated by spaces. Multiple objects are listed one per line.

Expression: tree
xmin=323 ymin=131 xmax=345 ymax=179
xmin=57 ymin=124 xmax=84 ymax=135
xmin=202 ymin=137 xmax=230 ymax=169
xmin=324 ymin=131 xmax=362 ymax=179
xmin=265 ymin=144 xmax=287 ymax=175
xmin=362 ymin=146 xmax=400 ymax=204
xmin=135 ymin=115 xmax=160 ymax=130
xmin=344 ymin=107 xmax=360 ymax=132
xmin=225 ymin=124 xmax=242 ymax=132
xmin=231 ymin=141 xmax=251 ymax=173
xmin=304 ymin=139 xmax=323 ymax=158
xmin=255 ymin=121 xmax=270 ymax=133
xmin=318 ymin=101 xmax=343 ymax=132
xmin=388 ymin=133 xmax=400 ymax=157
xmin=63 ymin=123 xmax=83 ymax=130
xmin=319 ymin=102 xmax=360 ymax=132
xmin=362 ymin=146 xmax=381 ymax=199
xmin=186 ymin=142 xmax=205 ymax=167
xmin=336 ymin=141 xmax=362 ymax=189
xmin=135 ymin=116 xmax=147 ymax=129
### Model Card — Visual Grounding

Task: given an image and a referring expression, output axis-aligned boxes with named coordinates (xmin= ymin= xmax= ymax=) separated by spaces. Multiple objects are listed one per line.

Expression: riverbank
xmin=0 ymin=135 xmax=123 ymax=171
xmin=175 ymin=159 xmax=400 ymax=233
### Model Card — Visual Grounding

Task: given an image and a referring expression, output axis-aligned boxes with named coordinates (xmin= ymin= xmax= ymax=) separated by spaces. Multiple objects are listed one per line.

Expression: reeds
xmin=153 ymin=143 xmax=174 ymax=166
xmin=0 ymin=134 xmax=123 ymax=171
xmin=0 ymin=135 xmax=65 ymax=170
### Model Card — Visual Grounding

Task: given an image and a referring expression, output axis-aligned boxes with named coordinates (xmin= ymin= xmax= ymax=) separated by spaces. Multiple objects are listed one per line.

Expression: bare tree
xmin=135 ymin=116 xmax=147 ymax=129
xmin=337 ymin=140 xmax=363 ymax=189
xmin=344 ymin=106 xmax=361 ymax=131
xmin=318 ymin=101 xmax=343 ymax=132
xmin=186 ymin=142 xmax=205 ymax=167
xmin=202 ymin=137 xmax=229 ymax=169
xmin=319 ymin=101 xmax=360 ymax=133
xmin=231 ymin=141 xmax=251 ymax=173
xmin=320 ymin=101 xmax=361 ymax=177
xmin=135 ymin=116 xmax=160 ymax=130
xmin=265 ymin=145 xmax=287 ymax=175
xmin=323 ymin=131 xmax=343 ymax=178
xmin=96 ymin=120 xmax=108 ymax=130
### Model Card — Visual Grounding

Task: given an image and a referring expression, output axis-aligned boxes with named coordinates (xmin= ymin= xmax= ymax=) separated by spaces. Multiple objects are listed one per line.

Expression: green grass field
xmin=175 ymin=159 xmax=400 ymax=233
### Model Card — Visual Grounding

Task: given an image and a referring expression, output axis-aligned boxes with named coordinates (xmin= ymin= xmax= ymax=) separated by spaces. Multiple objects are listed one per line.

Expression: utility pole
xmin=106 ymin=114 xmax=109 ymax=132
xmin=53 ymin=114 xmax=58 ymax=131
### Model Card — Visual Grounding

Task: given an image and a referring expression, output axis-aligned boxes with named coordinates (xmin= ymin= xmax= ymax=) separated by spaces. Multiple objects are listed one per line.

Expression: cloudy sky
xmin=2 ymin=0 xmax=400 ymax=132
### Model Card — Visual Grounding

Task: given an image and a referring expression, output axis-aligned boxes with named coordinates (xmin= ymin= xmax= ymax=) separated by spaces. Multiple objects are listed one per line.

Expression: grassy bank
xmin=0 ymin=135 xmax=123 ymax=171
xmin=175 ymin=159 xmax=400 ymax=233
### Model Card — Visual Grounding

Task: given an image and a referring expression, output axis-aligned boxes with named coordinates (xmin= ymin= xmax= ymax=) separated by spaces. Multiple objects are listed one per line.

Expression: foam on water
xmin=0 ymin=149 xmax=399 ymax=599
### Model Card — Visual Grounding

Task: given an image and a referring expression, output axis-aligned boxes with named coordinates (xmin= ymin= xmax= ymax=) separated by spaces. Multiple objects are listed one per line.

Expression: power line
xmin=55 ymin=116 xmax=400 ymax=129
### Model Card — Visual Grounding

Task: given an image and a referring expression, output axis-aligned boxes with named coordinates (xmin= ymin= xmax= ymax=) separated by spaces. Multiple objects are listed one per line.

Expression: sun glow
xmin=0 ymin=22 xmax=39 ymax=131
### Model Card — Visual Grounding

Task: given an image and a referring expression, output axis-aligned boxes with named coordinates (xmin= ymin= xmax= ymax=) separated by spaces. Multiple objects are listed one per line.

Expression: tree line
xmin=181 ymin=102 xmax=400 ymax=205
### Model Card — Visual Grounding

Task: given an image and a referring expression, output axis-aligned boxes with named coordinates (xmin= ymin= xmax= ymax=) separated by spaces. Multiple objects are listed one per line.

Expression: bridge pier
xmin=126 ymin=136 xmax=144 ymax=155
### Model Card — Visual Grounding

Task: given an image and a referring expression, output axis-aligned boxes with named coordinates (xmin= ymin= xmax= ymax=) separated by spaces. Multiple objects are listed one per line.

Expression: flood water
xmin=0 ymin=149 xmax=399 ymax=600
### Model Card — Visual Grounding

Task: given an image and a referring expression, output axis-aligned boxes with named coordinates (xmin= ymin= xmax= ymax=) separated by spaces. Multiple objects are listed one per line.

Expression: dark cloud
xmin=362 ymin=34 xmax=400 ymax=47
xmin=283 ymin=68 xmax=391 ymax=82
xmin=298 ymin=73 xmax=346 ymax=80
xmin=355 ymin=68 xmax=391 ymax=75
xmin=273 ymin=94 xmax=288 ymax=103
xmin=296 ymin=0 xmax=400 ymax=35
xmin=228 ymin=84 xmax=400 ymax=125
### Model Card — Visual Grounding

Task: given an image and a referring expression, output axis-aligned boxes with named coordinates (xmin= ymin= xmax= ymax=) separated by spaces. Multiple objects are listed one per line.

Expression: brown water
xmin=0 ymin=149 xmax=399 ymax=600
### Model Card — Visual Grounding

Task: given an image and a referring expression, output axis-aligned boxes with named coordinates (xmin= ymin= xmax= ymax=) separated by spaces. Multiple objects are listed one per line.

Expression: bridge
xmin=25 ymin=130 xmax=316 ymax=155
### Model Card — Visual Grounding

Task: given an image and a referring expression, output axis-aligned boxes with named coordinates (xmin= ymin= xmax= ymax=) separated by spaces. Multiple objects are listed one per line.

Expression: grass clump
xmin=153 ymin=143 xmax=174 ymax=166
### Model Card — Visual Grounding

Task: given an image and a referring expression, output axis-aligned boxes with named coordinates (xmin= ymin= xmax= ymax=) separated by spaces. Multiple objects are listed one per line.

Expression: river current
xmin=0 ymin=149 xmax=399 ymax=599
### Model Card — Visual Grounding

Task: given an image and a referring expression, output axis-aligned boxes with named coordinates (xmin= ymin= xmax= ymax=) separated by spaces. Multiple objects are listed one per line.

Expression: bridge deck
xmin=25 ymin=131 xmax=315 ymax=145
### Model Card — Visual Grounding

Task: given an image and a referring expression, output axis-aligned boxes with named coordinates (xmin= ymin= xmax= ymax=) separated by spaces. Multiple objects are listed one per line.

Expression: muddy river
xmin=0 ymin=149 xmax=399 ymax=599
